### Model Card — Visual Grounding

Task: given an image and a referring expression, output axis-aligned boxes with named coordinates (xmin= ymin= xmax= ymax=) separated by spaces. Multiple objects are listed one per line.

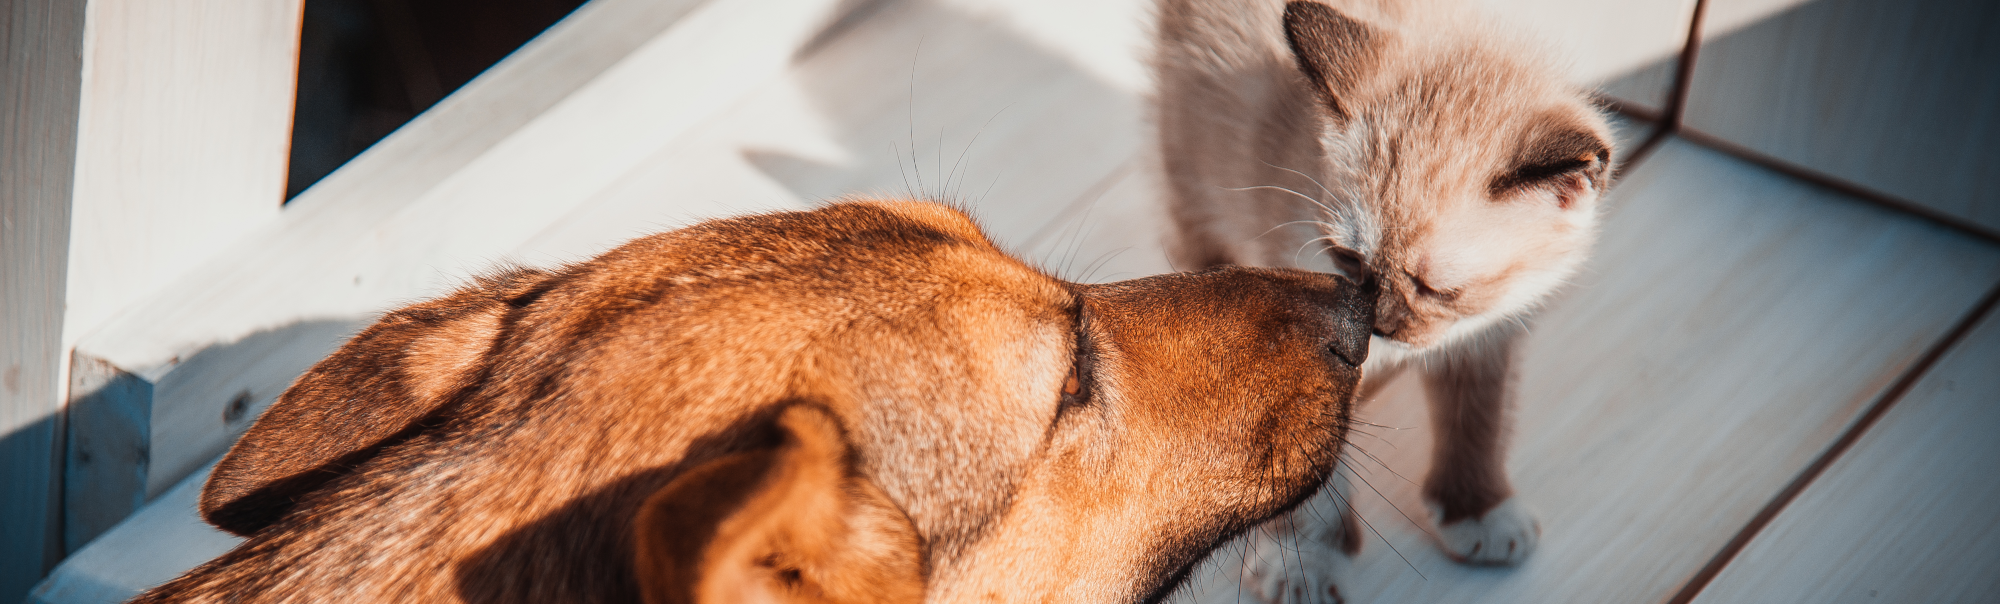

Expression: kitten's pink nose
xmin=1372 ymin=294 xmax=1408 ymax=340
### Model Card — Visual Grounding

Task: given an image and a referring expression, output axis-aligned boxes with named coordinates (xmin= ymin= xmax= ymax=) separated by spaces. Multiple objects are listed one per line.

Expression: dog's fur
xmin=135 ymin=200 xmax=1375 ymax=604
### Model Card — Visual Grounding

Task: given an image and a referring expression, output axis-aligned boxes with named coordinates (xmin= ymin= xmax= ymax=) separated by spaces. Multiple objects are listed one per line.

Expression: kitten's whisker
xmin=1259 ymin=160 xmax=1341 ymax=205
xmin=1245 ymin=219 xmax=1329 ymax=246
xmin=1220 ymin=184 xmax=1324 ymax=212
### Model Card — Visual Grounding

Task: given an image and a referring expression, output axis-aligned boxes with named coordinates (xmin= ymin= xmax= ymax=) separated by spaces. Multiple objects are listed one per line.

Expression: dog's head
xmin=189 ymin=200 xmax=1372 ymax=604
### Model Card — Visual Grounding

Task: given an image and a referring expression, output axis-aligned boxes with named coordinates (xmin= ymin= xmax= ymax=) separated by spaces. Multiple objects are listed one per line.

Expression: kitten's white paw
xmin=1242 ymin=526 xmax=1350 ymax=604
xmin=1429 ymin=497 xmax=1539 ymax=565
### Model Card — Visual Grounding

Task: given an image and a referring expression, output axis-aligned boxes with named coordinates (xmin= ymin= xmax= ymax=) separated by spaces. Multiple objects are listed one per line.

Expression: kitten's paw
xmin=1242 ymin=527 xmax=1349 ymax=604
xmin=1429 ymin=497 xmax=1539 ymax=566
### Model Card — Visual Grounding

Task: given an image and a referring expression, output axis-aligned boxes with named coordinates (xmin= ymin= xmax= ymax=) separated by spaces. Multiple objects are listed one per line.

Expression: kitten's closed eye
xmin=1409 ymin=273 xmax=1460 ymax=302
xmin=1327 ymin=246 xmax=1370 ymax=280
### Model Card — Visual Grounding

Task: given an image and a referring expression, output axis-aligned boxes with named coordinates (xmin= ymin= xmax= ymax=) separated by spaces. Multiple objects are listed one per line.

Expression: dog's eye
xmin=1060 ymin=312 xmax=1096 ymax=409
xmin=1060 ymin=353 xmax=1093 ymax=408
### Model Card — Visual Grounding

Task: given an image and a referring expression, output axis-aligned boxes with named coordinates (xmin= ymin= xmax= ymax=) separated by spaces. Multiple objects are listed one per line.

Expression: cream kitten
xmin=1154 ymin=0 xmax=1613 ymax=600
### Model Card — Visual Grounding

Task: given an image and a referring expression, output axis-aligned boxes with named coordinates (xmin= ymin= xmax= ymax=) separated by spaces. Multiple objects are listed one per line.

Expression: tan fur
xmin=136 ymin=199 xmax=1376 ymax=604
xmin=1154 ymin=0 xmax=1615 ymax=576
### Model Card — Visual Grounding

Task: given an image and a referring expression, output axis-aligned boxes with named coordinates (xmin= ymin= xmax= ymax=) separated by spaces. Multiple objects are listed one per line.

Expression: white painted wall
xmin=3 ymin=0 xmax=302 ymax=597
xmin=62 ymin=0 xmax=302 ymax=356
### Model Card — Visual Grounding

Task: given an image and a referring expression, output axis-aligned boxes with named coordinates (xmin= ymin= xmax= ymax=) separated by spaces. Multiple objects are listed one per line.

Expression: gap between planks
xmin=1666 ymin=279 xmax=2000 ymax=604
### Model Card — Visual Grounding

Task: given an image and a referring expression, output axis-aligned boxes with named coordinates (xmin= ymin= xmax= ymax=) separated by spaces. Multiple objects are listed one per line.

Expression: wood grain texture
xmin=1689 ymin=307 xmax=2000 ymax=604
xmin=60 ymin=0 xmax=302 ymax=350
xmin=1170 ymin=137 xmax=2000 ymax=603
xmin=2 ymin=0 xmax=86 ymax=598
xmin=55 ymin=0 xmax=310 ymax=553
xmin=1683 ymin=0 xmax=2000 ymax=234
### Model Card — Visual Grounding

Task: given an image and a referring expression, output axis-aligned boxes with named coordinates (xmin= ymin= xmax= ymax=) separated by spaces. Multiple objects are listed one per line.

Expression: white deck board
xmin=1690 ymin=307 xmax=2000 ymax=604
xmin=26 ymin=462 xmax=239 ymax=604
xmin=1169 ymin=138 xmax=2000 ymax=604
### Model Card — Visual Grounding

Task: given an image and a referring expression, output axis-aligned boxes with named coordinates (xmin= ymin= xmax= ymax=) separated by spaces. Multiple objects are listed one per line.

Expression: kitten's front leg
xmin=1421 ymin=329 xmax=1539 ymax=565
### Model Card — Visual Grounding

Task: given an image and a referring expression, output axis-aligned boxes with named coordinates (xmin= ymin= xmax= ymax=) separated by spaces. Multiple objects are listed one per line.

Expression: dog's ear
xmin=200 ymin=268 xmax=554 ymax=536
xmin=634 ymin=405 xmax=926 ymax=604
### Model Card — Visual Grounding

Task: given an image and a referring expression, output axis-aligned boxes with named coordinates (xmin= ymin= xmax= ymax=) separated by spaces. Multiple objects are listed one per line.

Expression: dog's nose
xmin=1325 ymin=276 xmax=1376 ymax=367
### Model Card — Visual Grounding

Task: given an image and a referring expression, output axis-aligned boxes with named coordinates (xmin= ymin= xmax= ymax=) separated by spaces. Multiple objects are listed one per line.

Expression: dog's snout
xmin=1325 ymin=276 xmax=1377 ymax=367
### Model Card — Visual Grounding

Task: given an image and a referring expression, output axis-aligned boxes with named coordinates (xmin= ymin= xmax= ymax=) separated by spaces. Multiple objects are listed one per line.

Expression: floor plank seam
xmin=1663 ymin=278 xmax=2000 ymax=604
xmin=1659 ymin=0 xmax=1709 ymax=133
xmin=1625 ymin=0 xmax=2000 ymax=248
xmin=1675 ymin=127 xmax=2000 ymax=246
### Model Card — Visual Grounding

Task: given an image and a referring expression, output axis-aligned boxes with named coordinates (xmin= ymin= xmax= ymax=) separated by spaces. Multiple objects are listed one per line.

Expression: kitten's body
xmin=1154 ymin=0 xmax=1613 ymax=600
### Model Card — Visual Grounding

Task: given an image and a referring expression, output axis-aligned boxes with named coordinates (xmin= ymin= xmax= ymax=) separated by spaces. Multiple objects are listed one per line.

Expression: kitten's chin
xmin=1362 ymin=336 xmax=1421 ymax=370
xmin=1366 ymin=310 xmax=1518 ymax=368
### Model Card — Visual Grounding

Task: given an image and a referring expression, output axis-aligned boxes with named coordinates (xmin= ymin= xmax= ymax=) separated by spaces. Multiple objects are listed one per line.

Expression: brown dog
xmin=133 ymin=200 xmax=1374 ymax=604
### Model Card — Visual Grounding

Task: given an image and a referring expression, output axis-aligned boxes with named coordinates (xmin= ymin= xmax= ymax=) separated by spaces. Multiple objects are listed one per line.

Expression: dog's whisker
xmin=1081 ymin=247 xmax=1135 ymax=284
xmin=1345 ymin=444 xmax=1418 ymax=487
xmin=1338 ymin=455 xmax=1431 ymax=538
xmin=1349 ymin=418 xmax=1407 ymax=430
xmin=1325 ymin=478 xmax=1428 ymax=580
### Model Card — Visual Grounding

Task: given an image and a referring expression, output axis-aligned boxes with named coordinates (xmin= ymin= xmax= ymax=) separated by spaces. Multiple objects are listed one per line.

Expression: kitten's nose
xmin=1371 ymin=291 xmax=1406 ymax=340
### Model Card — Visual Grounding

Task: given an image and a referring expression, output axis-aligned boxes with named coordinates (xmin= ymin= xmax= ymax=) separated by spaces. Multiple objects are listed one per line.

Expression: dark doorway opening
xmin=286 ymin=0 xmax=589 ymax=201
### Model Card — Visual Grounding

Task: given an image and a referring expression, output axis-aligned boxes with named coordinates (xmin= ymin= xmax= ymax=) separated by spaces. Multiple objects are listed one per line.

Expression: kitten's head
xmin=1283 ymin=0 xmax=1613 ymax=351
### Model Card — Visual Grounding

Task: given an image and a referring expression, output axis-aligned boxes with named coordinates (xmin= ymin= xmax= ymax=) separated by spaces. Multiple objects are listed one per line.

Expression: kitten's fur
xmin=1154 ymin=0 xmax=1613 ymax=599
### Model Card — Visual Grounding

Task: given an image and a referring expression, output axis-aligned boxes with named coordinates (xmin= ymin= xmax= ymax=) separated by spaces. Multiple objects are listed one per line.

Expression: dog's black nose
xmin=1326 ymin=276 xmax=1376 ymax=367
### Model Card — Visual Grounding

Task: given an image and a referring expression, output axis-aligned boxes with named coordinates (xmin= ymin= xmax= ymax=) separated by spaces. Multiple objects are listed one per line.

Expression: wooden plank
xmin=1683 ymin=0 xmax=2000 ymax=235
xmin=59 ymin=0 xmax=303 ymax=356
xmin=1689 ymin=306 xmax=2000 ymax=603
xmin=55 ymin=0 xmax=308 ymax=553
xmin=28 ymin=461 xmax=241 ymax=604
xmin=1169 ymin=138 xmax=2000 ymax=603
xmin=62 ymin=0 xmax=853 ymax=534
xmin=1 ymin=0 xmax=87 ymax=599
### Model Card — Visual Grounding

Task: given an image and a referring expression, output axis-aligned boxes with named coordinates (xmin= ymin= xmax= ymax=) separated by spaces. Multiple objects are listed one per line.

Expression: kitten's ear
xmin=200 ymin=268 xmax=553 ymax=536
xmin=634 ymin=405 xmax=926 ymax=604
xmin=1284 ymin=1 xmax=1383 ymax=121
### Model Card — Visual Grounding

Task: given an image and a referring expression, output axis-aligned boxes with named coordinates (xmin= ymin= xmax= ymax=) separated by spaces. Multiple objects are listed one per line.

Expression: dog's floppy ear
xmin=200 ymin=268 xmax=554 ymax=536
xmin=635 ymin=405 xmax=925 ymax=604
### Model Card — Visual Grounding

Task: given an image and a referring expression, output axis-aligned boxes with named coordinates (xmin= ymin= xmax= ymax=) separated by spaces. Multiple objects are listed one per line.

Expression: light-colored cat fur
xmin=1154 ymin=0 xmax=1614 ymax=600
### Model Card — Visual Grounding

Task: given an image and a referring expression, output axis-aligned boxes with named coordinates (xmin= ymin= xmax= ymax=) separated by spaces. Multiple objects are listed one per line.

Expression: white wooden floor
xmin=33 ymin=0 xmax=2000 ymax=602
